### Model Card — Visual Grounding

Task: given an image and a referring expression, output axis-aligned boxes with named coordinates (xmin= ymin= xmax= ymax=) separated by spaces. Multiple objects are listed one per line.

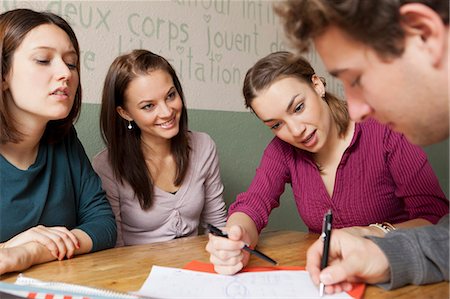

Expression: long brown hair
xmin=100 ymin=49 xmax=190 ymax=209
xmin=243 ymin=51 xmax=349 ymax=136
xmin=0 ymin=9 xmax=82 ymax=144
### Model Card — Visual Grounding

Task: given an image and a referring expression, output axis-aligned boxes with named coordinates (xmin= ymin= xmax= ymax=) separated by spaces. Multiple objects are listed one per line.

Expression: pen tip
xmin=319 ymin=282 xmax=324 ymax=297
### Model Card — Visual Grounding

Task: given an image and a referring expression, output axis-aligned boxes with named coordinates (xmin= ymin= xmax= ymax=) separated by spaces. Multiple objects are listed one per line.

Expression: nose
xmin=344 ymin=86 xmax=372 ymax=122
xmin=158 ymin=102 xmax=172 ymax=117
xmin=287 ymin=120 xmax=306 ymax=138
xmin=55 ymin=59 xmax=73 ymax=82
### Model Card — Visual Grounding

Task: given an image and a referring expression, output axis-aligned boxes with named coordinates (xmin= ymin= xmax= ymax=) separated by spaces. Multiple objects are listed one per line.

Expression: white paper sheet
xmin=137 ymin=265 xmax=353 ymax=299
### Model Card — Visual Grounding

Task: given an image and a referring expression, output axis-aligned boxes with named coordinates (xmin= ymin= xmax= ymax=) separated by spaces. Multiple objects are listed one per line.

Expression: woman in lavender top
xmin=93 ymin=50 xmax=227 ymax=246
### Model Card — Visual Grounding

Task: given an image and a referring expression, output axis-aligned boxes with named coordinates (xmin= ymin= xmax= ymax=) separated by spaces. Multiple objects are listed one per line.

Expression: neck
xmin=0 ymin=123 xmax=46 ymax=170
xmin=141 ymin=136 xmax=172 ymax=160
xmin=314 ymin=121 xmax=355 ymax=164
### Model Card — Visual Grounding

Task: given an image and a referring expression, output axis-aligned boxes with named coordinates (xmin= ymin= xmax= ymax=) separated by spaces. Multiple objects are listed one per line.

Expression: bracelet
xmin=382 ymin=222 xmax=397 ymax=232
xmin=369 ymin=222 xmax=396 ymax=234
xmin=369 ymin=223 xmax=389 ymax=234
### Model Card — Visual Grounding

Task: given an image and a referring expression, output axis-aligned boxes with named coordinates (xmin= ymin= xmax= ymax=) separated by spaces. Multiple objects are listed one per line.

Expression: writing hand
xmin=306 ymin=229 xmax=390 ymax=295
xmin=205 ymin=225 xmax=251 ymax=275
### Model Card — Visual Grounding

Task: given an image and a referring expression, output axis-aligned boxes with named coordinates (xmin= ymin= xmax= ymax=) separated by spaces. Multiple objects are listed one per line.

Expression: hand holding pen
xmin=206 ymin=224 xmax=277 ymax=275
xmin=306 ymin=227 xmax=390 ymax=295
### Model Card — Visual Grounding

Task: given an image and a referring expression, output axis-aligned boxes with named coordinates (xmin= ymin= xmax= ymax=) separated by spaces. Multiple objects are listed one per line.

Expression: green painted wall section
xmin=76 ymin=103 xmax=449 ymax=233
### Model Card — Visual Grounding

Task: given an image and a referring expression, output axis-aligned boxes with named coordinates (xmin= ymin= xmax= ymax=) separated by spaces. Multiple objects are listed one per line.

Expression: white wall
xmin=1 ymin=0 xmax=344 ymax=111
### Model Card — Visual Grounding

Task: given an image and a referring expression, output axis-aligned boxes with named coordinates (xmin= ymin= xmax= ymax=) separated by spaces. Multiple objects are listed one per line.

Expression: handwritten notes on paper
xmin=137 ymin=265 xmax=353 ymax=299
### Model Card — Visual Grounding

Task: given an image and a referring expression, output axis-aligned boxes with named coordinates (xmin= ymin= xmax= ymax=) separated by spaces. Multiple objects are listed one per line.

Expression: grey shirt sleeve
xmin=367 ymin=214 xmax=449 ymax=290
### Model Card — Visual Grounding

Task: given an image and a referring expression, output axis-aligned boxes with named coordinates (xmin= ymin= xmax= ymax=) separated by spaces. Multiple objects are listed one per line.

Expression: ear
xmin=311 ymin=74 xmax=325 ymax=97
xmin=3 ymin=73 xmax=10 ymax=91
xmin=116 ymin=106 xmax=132 ymax=122
xmin=399 ymin=3 xmax=447 ymax=67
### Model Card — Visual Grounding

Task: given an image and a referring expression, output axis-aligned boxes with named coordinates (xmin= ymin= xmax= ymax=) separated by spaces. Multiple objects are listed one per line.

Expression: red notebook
xmin=184 ymin=260 xmax=365 ymax=299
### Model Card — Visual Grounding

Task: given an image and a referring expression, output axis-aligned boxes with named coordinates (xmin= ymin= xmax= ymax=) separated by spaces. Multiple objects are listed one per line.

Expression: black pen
xmin=207 ymin=224 xmax=278 ymax=265
xmin=319 ymin=209 xmax=333 ymax=297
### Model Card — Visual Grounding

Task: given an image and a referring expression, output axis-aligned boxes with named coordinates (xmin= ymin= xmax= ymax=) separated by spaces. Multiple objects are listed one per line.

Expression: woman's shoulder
xmin=259 ymin=136 xmax=300 ymax=164
xmin=357 ymin=118 xmax=394 ymax=140
xmin=93 ymin=148 xmax=109 ymax=161
xmin=266 ymin=136 xmax=295 ymax=154
xmin=189 ymin=131 xmax=216 ymax=149
xmin=357 ymin=119 xmax=416 ymax=151
xmin=92 ymin=148 xmax=110 ymax=171
xmin=357 ymin=118 xmax=387 ymax=132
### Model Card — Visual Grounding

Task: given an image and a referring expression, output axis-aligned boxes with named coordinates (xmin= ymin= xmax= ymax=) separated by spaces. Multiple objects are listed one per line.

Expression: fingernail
xmin=320 ymin=273 xmax=332 ymax=284
xmin=343 ymin=283 xmax=353 ymax=292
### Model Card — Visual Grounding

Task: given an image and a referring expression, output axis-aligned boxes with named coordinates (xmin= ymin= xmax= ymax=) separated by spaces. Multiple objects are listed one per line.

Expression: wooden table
xmin=1 ymin=230 xmax=448 ymax=298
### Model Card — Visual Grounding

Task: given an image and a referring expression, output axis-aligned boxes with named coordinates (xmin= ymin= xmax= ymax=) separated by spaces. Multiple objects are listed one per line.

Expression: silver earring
xmin=321 ymin=92 xmax=325 ymax=98
xmin=127 ymin=121 xmax=133 ymax=130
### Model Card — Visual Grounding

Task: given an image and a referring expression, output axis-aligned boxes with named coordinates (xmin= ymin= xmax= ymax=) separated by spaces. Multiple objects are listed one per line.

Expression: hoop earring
xmin=127 ymin=121 xmax=133 ymax=130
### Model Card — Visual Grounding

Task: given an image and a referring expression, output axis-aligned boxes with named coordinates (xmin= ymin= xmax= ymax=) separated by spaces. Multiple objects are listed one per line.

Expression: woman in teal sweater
xmin=0 ymin=9 xmax=116 ymax=275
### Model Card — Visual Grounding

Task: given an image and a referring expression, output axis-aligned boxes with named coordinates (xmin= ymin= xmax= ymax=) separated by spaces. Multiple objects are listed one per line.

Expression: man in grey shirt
xmin=275 ymin=0 xmax=449 ymax=294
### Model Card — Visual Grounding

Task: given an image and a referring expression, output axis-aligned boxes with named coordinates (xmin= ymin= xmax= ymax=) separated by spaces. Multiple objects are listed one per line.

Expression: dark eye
xmin=270 ymin=122 xmax=281 ymax=130
xmin=142 ymin=103 xmax=155 ymax=110
xmin=167 ymin=90 xmax=177 ymax=100
xmin=294 ymin=103 xmax=304 ymax=113
xmin=66 ymin=63 xmax=77 ymax=70
xmin=35 ymin=59 xmax=50 ymax=65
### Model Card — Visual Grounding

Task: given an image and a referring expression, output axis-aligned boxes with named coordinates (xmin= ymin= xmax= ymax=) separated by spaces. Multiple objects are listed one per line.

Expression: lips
xmin=301 ymin=130 xmax=316 ymax=144
xmin=156 ymin=117 xmax=176 ymax=128
xmin=50 ymin=87 xmax=69 ymax=97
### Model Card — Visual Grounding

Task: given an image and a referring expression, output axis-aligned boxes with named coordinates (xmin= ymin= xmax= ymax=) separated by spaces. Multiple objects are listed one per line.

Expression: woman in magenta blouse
xmin=205 ymin=51 xmax=449 ymax=275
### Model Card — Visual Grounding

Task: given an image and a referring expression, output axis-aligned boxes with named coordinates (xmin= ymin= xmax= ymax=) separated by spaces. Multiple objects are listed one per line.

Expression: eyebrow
xmin=32 ymin=46 xmax=78 ymax=56
xmin=137 ymin=86 xmax=176 ymax=106
xmin=262 ymin=93 xmax=300 ymax=123
xmin=286 ymin=93 xmax=300 ymax=112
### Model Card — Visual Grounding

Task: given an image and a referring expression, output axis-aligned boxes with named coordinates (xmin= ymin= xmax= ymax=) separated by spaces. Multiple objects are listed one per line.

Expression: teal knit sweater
xmin=0 ymin=127 xmax=116 ymax=252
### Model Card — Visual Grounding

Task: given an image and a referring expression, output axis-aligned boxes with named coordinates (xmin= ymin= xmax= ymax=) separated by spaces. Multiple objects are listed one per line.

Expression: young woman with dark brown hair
xmin=93 ymin=49 xmax=227 ymax=246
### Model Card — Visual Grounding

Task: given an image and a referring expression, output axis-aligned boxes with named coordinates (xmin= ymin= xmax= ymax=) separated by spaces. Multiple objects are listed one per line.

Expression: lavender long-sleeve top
xmin=93 ymin=131 xmax=227 ymax=246
xmin=229 ymin=120 xmax=449 ymax=234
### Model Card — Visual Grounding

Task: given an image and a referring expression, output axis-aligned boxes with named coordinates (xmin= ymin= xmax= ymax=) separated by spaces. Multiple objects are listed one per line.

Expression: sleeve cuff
xmin=366 ymin=234 xmax=420 ymax=290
